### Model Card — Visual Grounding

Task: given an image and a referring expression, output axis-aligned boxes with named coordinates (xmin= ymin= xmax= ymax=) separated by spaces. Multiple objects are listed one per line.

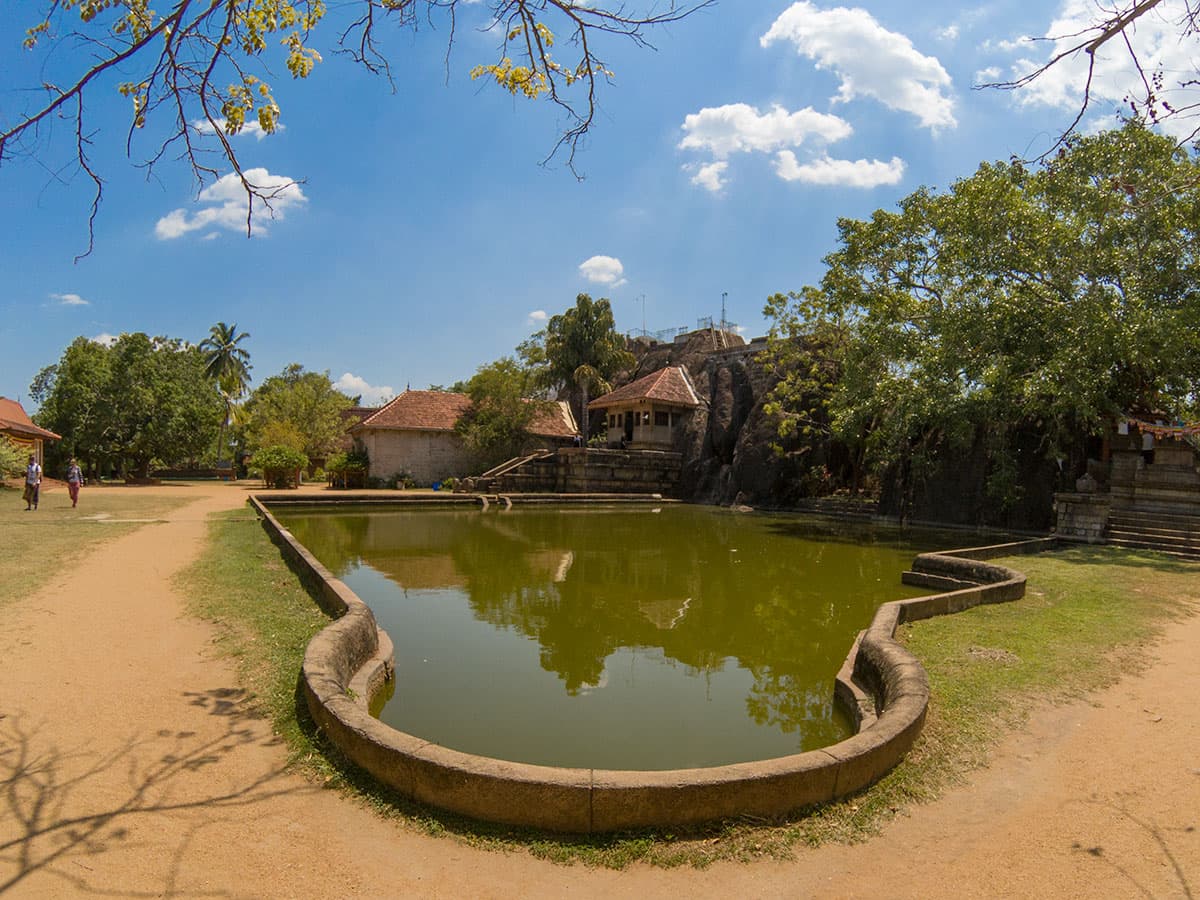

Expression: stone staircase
xmin=1106 ymin=508 xmax=1200 ymax=558
xmin=1102 ymin=440 xmax=1200 ymax=557
xmin=459 ymin=450 xmax=554 ymax=493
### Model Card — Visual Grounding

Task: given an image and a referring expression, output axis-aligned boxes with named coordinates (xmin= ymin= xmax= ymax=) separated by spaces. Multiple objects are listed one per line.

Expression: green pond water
xmin=276 ymin=504 xmax=961 ymax=770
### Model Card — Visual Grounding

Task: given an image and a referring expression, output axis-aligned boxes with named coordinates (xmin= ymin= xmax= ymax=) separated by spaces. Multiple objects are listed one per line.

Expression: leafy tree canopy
xmin=455 ymin=356 xmax=548 ymax=468
xmin=766 ymin=121 xmax=1200 ymax=505
xmin=243 ymin=363 xmax=353 ymax=463
xmin=524 ymin=293 xmax=634 ymax=435
xmin=32 ymin=333 xmax=223 ymax=477
xmin=0 ymin=439 xmax=26 ymax=479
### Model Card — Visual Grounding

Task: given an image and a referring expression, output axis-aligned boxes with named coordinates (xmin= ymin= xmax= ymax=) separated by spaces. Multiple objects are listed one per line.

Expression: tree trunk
xmin=580 ymin=382 xmax=590 ymax=441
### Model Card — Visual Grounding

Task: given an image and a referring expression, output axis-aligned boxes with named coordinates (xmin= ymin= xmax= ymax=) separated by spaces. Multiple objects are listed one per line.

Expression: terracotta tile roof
xmin=588 ymin=366 xmax=700 ymax=409
xmin=357 ymin=391 xmax=472 ymax=432
xmin=355 ymin=391 xmax=578 ymax=439
xmin=0 ymin=397 xmax=62 ymax=441
xmin=528 ymin=400 xmax=579 ymax=439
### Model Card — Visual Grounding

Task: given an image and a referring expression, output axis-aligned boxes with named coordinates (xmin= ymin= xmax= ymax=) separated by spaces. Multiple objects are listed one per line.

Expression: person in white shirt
xmin=24 ymin=455 xmax=42 ymax=511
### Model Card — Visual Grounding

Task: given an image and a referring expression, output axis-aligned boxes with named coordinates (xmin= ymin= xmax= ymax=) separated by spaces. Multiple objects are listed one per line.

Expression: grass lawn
xmin=0 ymin=482 xmax=191 ymax=609
xmin=177 ymin=513 xmax=1200 ymax=868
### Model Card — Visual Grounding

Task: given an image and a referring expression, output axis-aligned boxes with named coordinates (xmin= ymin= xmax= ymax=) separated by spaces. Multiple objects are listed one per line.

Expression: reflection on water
xmin=277 ymin=505 xmax=948 ymax=770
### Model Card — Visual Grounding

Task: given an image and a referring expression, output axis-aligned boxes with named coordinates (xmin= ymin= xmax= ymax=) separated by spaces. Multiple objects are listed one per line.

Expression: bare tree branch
xmin=1 ymin=0 xmax=710 ymax=258
xmin=977 ymin=0 xmax=1200 ymax=157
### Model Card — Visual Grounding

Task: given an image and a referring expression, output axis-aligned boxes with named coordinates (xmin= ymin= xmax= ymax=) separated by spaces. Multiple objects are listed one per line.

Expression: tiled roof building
xmin=352 ymin=390 xmax=578 ymax=485
xmin=588 ymin=367 xmax=700 ymax=450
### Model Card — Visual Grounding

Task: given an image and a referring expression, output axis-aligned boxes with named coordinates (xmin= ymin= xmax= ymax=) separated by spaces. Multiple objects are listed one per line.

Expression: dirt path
xmin=1 ymin=483 xmax=1196 ymax=898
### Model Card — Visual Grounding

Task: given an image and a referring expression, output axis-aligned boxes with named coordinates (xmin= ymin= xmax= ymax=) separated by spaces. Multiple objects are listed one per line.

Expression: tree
xmin=0 ymin=439 xmax=25 ymax=479
xmin=526 ymin=293 xmax=634 ymax=438
xmin=2 ymin=1 xmax=707 ymax=256
xmin=30 ymin=336 xmax=114 ymax=472
xmin=243 ymin=363 xmax=353 ymax=467
xmin=105 ymin=334 xmax=226 ymax=476
xmin=984 ymin=0 xmax=1200 ymax=151
xmin=455 ymin=356 xmax=547 ymax=468
xmin=32 ymin=333 xmax=223 ymax=477
xmin=766 ymin=121 xmax=1200 ymax=512
xmin=199 ymin=322 xmax=252 ymax=466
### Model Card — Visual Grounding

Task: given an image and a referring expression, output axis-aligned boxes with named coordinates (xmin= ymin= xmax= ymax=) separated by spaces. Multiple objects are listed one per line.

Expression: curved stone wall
xmin=251 ymin=496 xmax=1047 ymax=833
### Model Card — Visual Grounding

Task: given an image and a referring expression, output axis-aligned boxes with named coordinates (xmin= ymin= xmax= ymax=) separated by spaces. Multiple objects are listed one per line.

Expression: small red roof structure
xmin=0 ymin=397 xmax=61 ymax=442
xmin=588 ymin=366 xmax=700 ymax=410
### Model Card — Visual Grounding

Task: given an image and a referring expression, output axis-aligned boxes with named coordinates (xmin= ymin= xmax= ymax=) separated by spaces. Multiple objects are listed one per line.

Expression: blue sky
xmin=1 ymin=1 xmax=1190 ymax=406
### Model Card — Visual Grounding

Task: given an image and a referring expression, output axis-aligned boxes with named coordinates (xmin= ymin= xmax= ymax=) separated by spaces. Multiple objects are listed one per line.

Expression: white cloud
xmin=761 ymin=2 xmax=956 ymax=130
xmin=689 ymin=161 xmax=730 ymax=193
xmin=90 ymin=333 xmax=118 ymax=347
xmin=191 ymin=117 xmax=282 ymax=141
xmin=938 ymin=24 xmax=960 ymax=41
xmin=50 ymin=293 xmax=89 ymax=306
xmin=679 ymin=103 xmax=852 ymax=158
xmin=774 ymin=152 xmax=906 ymax=187
xmin=334 ymin=373 xmax=394 ymax=405
xmin=155 ymin=168 xmax=307 ymax=240
xmin=976 ymin=65 xmax=1002 ymax=82
xmin=527 ymin=310 xmax=548 ymax=325
xmin=579 ymin=255 xmax=627 ymax=288
xmin=1003 ymin=0 xmax=1198 ymax=137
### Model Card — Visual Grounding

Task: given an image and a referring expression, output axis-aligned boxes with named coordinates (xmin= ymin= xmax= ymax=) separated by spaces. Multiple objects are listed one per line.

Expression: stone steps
xmin=1106 ymin=508 xmax=1200 ymax=558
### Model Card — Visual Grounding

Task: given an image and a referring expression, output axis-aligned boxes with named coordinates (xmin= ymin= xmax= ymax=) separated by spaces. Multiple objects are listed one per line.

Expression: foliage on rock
xmin=766 ymin=121 xmax=1200 ymax=516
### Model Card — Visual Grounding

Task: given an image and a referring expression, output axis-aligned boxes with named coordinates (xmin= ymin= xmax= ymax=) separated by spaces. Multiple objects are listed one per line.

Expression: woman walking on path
xmin=66 ymin=457 xmax=83 ymax=507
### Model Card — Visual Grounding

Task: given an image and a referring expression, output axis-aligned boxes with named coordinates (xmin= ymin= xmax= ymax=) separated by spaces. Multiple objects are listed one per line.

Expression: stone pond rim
xmin=250 ymin=492 xmax=1050 ymax=833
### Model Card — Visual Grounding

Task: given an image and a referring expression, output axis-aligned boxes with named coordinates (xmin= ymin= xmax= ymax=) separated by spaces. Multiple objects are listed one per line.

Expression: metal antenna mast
xmin=721 ymin=292 xmax=728 ymax=331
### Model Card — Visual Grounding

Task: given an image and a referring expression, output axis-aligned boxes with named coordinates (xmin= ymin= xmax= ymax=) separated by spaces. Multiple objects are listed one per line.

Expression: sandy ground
xmin=1 ymin=482 xmax=1196 ymax=899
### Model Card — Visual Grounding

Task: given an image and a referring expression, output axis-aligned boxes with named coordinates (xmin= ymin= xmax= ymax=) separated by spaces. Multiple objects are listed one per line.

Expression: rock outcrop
xmin=626 ymin=333 xmax=813 ymax=508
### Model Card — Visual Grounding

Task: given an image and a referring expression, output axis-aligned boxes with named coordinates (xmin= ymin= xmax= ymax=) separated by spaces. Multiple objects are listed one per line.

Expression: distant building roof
xmin=355 ymin=390 xmax=578 ymax=439
xmin=587 ymin=366 xmax=700 ymax=410
xmin=342 ymin=405 xmax=378 ymax=424
xmin=0 ymin=397 xmax=61 ymax=441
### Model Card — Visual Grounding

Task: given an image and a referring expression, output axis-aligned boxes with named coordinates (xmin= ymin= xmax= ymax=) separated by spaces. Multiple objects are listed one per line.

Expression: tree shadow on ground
xmin=0 ymin=687 xmax=312 ymax=897
xmin=1034 ymin=544 xmax=1200 ymax=574
xmin=1066 ymin=797 xmax=1196 ymax=900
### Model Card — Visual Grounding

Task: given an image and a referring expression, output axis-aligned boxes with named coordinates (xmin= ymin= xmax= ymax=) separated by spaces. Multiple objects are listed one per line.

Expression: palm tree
xmin=572 ymin=364 xmax=611 ymax=442
xmin=199 ymin=322 xmax=252 ymax=465
xmin=540 ymin=294 xmax=635 ymax=435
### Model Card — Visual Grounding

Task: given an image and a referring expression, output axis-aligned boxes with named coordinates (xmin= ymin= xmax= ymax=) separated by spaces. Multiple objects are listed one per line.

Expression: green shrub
xmin=248 ymin=445 xmax=308 ymax=489
xmin=326 ymin=448 xmax=369 ymax=489
xmin=0 ymin=439 xmax=25 ymax=479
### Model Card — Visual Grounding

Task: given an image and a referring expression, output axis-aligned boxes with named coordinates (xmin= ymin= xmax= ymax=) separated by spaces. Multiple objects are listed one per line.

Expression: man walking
xmin=24 ymin=454 xmax=42 ymax=510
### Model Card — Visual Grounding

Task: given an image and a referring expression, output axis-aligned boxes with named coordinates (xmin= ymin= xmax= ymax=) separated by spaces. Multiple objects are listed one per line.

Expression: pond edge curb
xmin=249 ymin=495 xmax=1055 ymax=833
